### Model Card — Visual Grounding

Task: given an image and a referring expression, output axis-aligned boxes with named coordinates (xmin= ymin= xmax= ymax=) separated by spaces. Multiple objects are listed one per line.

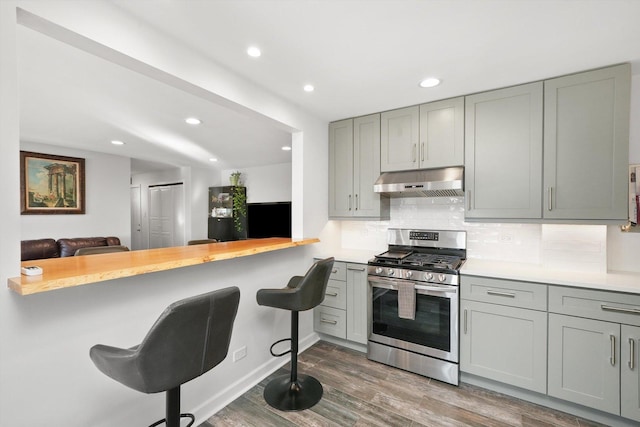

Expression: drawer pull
xmin=629 ymin=338 xmax=636 ymax=371
xmin=601 ymin=305 xmax=640 ymax=315
xmin=486 ymin=290 xmax=516 ymax=298
xmin=320 ymin=318 xmax=337 ymax=325
xmin=325 ymin=292 xmax=338 ymax=297
xmin=331 ymin=268 xmax=338 ymax=274
xmin=347 ymin=267 xmax=366 ymax=272
xmin=610 ymin=335 xmax=616 ymax=366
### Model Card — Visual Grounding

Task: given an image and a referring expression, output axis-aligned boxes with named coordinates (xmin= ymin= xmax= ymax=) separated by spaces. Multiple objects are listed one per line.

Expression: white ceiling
xmin=18 ymin=0 xmax=640 ymax=173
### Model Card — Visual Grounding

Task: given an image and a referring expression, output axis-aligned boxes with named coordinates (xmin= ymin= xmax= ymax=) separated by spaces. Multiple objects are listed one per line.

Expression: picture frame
xmin=20 ymin=151 xmax=85 ymax=215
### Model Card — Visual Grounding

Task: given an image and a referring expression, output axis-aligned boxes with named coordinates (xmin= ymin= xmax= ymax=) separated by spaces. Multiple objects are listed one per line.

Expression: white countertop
xmin=315 ymin=249 xmax=375 ymax=265
xmin=461 ymin=258 xmax=640 ymax=294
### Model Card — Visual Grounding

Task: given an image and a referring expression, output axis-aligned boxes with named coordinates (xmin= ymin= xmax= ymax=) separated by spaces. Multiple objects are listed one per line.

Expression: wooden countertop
xmin=8 ymin=237 xmax=320 ymax=296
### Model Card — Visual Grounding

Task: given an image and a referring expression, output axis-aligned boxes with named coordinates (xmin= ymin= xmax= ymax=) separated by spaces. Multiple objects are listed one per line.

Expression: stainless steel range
xmin=367 ymin=229 xmax=466 ymax=385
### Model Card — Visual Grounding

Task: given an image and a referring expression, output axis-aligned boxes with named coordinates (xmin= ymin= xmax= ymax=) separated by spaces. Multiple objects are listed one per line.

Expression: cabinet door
xmin=381 ymin=106 xmax=419 ymax=172
xmin=622 ymin=325 xmax=640 ymax=422
xmin=543 ymin=64 xmax=630 ymax=220
xmin=346 ymin=263 xmax=368 ymax=344
xmin=353 ymin=114 xmax=382 ymax=218
xmin=460 ymin=300 xmax=547 ymax=393
xmin=329 ymin=119 xmax=354 ymax=217
xmin=465 ymin=82 xmax=543 ymax=219
xmin=419 ymin=97 xmax=464 ymax=168
xmin=548 ymin=313 xmax=620 ymax=415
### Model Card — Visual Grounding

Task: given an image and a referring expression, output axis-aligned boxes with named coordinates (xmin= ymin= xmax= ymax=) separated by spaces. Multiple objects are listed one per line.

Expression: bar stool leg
xmin=263 ymin=311 xmax=323 ymax=411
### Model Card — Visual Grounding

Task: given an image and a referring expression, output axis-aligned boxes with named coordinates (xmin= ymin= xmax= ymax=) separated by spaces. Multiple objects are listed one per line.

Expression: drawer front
xmin=461 ymin=275 xmax=547 ymax=311
xmin=329 ymin=261 xmax=347 ymax=281
xmin=321 ymin=279 xmax=347 ymax=310
xmin=314 ymin=306 xmax=346 ymax=339
xmin=549 ymin=286 xmax=640 ymax=326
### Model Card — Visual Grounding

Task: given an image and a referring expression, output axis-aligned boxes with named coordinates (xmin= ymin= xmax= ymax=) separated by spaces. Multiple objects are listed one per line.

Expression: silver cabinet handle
xmin=421 ymin=142 xmax=425 ymax=162
xmin=629 ymin=338 xmax=635 ymax=371
xmin=610 ymin=334 xmax=616 ymax=366
xmin=348 ymin=194 xmax=352 ymax=211
xmin=548 ymin=187 xmax=553 ymax=211
xmin=464 ymin=309 xmax=468 ymax=334
xmin=355 ymin=194 xmax=359 ymax=211
xmin=467 ymin=190 xmax=471 ymax=210
xmin=320 ymin=318 xmax=337 ymax=325
xmin=487 ymin=290 xmax=516 ymax=298
xmin=325 ymin=292 xmax=338 ymax=297
xmin=331 ymin=268 xmax=338 ymax=274
xmin=347 ymin=267 xmax=366 ymax=272
xmin=601 ymin=305 xmax=640 ymax=315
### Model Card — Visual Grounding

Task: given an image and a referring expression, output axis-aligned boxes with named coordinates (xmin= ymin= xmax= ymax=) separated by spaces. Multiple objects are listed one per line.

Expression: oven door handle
xmin=369 ymin=277 xmax=457 ymax=294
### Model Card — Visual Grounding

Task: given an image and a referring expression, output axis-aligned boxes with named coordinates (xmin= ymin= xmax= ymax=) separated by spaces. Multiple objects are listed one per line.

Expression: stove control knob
xmin=425 ymin=273 xmax=434 ymax=281
xmin=387 ymin=268 xmax=395 ymax=276
xmin=405 ymin=271 xmax=413 ymax=279
xmin=375 ymin=267 xmax=383 ymax=274
xmin=438 ymin=274 xmax=446 ymax=282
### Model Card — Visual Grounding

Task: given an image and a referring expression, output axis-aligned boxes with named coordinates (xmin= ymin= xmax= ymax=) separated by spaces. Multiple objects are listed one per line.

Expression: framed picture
xmin=20 ymin=151 xmax=85 ymax=214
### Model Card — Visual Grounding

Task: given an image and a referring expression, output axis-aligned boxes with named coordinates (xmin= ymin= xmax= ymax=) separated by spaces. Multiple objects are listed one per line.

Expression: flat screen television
xmin=246 ymin=202 xmax=292 ymax=238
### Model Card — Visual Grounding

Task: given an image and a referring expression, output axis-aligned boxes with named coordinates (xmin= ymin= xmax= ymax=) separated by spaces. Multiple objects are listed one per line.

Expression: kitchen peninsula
xmin=8 ymin=237 xmax=319 ymax=295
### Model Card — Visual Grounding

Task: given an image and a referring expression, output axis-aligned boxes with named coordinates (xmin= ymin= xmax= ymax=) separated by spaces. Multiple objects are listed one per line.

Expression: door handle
xmin=325 ymin=292 xmax=338 ymax=297
xmin=421 ymin=142 xmax=425 ymax=162
xmin=610 ymin=334 xmax=616 ymax=366
xmin=548 ymin=187 xmax=553 ymax=211
xmin=629 ymin=338 xmax=635 ymax=371
xmin=464 ymin=309 xmax=468 ymax=334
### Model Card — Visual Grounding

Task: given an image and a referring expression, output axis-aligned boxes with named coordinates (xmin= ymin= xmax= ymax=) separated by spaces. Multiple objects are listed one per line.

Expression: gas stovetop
xmin=367 ymin=229 xmax=466 ymax=285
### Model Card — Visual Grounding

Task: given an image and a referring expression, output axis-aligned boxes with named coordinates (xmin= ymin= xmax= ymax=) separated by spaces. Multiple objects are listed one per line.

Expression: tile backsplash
xmin=339 ymin=196 xmax=608 ymax=272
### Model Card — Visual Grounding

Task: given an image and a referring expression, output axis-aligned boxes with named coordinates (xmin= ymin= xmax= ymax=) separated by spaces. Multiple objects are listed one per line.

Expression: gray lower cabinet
xmin=314 ymin=261 xmax=368 ymax=345
xmin=460 ymin=276 xmax=547 ymax=393
xmin=548 ymin=286 xmax=640 ymax=422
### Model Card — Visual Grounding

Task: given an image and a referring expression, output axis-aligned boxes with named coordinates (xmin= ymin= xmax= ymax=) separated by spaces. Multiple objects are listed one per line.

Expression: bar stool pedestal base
xmin=263 ymin=374 xmax=323 ymax=411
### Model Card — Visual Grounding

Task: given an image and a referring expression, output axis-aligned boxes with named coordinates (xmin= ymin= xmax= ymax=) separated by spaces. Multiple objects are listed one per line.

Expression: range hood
xmin=373 ymin=166 xmax=464 ymax=197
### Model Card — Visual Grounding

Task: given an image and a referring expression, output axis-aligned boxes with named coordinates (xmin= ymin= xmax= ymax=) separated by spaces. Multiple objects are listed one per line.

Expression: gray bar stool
xmin=256 ymin=257 xmax=334 ymax=411
xmin=89 ymin=286 xmax=240 ymax=427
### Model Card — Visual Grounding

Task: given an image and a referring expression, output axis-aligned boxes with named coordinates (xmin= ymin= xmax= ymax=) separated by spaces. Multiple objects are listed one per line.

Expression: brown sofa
xmin=21 ymin=237 xmax=122 ymax=261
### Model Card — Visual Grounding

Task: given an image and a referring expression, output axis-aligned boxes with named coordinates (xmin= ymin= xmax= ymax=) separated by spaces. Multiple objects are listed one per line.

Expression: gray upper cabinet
xmin=329 ymin=114 xmax=388 ymax=219
xmin=380 ymin=106 xmax=419 ymax=171
xmin=466 ymin=64 xmax=631 ymax=222
xmin=419 ymin=97 xmax=465 ymax=168
xmin=543 ymin=63 xmax=631 ymax=221
xmin=465 ymin=82 xmax=543 ymax=219
xmin=381 ymin=99 xmax=464 ymax=172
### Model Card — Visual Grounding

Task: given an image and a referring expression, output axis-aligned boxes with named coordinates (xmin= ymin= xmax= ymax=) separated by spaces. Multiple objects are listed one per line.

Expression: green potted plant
xmin=229 ymin=171 xmax=242 ymax=186
xmin=232 ymin=186 xmax=247 ymax=233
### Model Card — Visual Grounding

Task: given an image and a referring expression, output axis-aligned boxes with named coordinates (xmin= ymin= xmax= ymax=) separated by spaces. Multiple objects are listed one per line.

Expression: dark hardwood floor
xmin=204 ymin=341 xmax=606 ymax=427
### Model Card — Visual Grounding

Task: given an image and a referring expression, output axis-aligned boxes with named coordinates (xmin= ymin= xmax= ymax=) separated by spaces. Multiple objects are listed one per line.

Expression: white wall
xmin=1 ymin=2 xmax=330 ymax=426
xmin=222 ymin=163 xmax=292 ymax=203
xmin=20 ymin=141 xmax=131 ymax=246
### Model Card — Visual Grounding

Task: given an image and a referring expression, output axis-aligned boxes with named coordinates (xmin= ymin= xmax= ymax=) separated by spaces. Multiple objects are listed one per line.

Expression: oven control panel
xmin=367 ymin=265 xmax=459 ymax=285
xmin=409 ymin=231 xmax=438 ymax=241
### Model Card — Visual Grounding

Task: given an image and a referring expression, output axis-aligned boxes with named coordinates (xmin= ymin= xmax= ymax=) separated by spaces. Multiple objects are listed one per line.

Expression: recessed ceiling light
xmin=303 ymin=84 xmax=314 ymax=92
xmin=209 ymin=158 xmax=218 ymax=162
xmin=282 ymin=146 xmax=292 ymax=151
xmin=419 ymin=78 xmax=441 ymax=88
xmin=247 ymin=46 xmax=261 ymax=58
xmin=185 ymin=117 xmax=201 ymax=125
xmin=111 ymin=140 xmax=125 ymax=145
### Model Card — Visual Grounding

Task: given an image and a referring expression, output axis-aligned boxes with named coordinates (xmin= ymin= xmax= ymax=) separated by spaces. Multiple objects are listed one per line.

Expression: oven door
xmin=368 ymin=276 xmax=459 ymax=362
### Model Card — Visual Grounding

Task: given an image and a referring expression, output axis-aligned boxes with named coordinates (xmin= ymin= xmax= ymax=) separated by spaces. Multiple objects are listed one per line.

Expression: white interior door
xmin=149 ymin=184 xmax=185 ymax=248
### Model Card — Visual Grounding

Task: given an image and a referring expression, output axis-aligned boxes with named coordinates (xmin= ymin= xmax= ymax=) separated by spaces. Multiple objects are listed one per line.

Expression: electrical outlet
xmin=233 ymin=346 xmax=247 ymax=362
